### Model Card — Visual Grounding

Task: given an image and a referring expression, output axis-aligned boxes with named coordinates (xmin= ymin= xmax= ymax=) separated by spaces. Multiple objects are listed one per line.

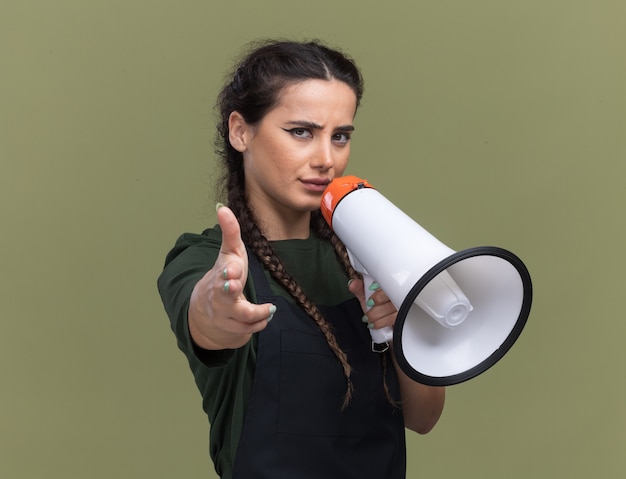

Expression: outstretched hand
xmin=188 ymin=205 xmax=276 ymax=350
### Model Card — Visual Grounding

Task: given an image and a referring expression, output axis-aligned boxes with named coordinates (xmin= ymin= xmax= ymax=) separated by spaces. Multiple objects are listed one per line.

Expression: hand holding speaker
xmin=347 ymin=276 xmax=396 ymax=347
xmin=321 ymin=176 xmax=533 ymax=386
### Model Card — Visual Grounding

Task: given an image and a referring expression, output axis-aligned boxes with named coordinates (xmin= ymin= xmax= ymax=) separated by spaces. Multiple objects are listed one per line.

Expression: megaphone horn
xmin=321 ymin=175 xmax=532 ymax=386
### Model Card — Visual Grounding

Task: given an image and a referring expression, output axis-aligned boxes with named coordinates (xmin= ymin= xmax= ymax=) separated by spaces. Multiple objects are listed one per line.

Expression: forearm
xmin=391 ymin=351 xmax=445 ymax=434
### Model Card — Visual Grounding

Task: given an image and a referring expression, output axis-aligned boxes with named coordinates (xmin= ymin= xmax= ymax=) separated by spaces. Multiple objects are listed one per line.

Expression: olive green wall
xmin=2 ymin=1 xmax=624 ymax=477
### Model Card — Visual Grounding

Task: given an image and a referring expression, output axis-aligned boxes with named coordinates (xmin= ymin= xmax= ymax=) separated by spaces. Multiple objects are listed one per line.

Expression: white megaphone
xmin=321 ymin=176 xmax=532 ymax=386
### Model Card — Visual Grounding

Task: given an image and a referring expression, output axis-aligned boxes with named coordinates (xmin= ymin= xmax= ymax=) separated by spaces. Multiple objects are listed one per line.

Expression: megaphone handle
xmin=362 ymin=274 xmax=394 ymax=348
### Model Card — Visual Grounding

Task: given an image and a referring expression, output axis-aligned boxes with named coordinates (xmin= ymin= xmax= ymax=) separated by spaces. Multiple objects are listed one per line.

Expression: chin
xmin=296 ymin=195 xmax=324 ymax=212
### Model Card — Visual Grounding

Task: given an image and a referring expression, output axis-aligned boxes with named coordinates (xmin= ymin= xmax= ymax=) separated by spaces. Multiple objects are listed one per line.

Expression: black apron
xmin=231 ymin=254 xmax=406 ymax=478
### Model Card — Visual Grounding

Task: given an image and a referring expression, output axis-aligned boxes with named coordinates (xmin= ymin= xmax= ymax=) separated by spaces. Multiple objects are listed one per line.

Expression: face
xmin=229 ymin=79 xmax=357 ymax=238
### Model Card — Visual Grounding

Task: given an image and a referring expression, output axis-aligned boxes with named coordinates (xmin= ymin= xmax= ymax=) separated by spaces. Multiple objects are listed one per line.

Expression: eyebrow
xmin=285 ymin=120 xmax=355 ymax=132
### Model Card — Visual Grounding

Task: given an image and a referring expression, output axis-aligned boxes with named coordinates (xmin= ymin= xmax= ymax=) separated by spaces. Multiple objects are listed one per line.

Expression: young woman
xmin=158 ymin=39 xmax=445 ymax=478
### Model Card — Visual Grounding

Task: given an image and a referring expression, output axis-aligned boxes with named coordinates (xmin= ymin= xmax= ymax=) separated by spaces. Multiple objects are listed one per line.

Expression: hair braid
xmin=310 ymin=211 xmax=359 ymax=280
xmin=311 ymin=210 xmax=399 ymax=407
xmin=228 ymin=195 xmax=354 ymax=408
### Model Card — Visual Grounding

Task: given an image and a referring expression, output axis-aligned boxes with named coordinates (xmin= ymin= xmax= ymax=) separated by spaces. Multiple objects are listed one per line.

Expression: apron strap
xmin=247 ymin=250 xmax=274 ymax=298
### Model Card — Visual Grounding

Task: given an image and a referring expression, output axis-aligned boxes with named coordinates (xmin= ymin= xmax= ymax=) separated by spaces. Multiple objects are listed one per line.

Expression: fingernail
xmin=267 ymin=304 xmax=277 ymax=322
xmin=223 ymin=280 xmax=230 ymax=293
xmin=366 ymin=298 xmax=375 ymax=308
xmin=367 ymin=322 xmax=374 ymax=329
xmin=222 ymin=267 xmax=228 ymax=279
xmin=347 ymin=279 xmax=354 ymax=288
xmin=361 ymin=315 xmax=369 ymax=323
xmin=216 ymin=202 xmax=225 ymax=212
xmin=368 ymin=282 xmax=380 ymax=291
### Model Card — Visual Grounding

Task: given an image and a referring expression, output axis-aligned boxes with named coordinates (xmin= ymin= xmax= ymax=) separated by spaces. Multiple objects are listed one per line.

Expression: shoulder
xmin=162 ymin=225 xmax=223 ymax=269
xmin=157 ymin=225 xmax=224 ymax=308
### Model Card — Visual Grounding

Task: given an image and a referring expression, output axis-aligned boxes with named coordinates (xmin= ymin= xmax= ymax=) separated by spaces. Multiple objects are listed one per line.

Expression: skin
xmin=188 ymin=79 xmax=444 ymax=434
xmin=230 ymin=79 xmax=357 ymax=240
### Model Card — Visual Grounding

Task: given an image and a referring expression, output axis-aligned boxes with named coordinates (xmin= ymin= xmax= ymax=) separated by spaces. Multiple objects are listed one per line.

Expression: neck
xmin=261 ymin=210 xmax=311 ymax=241
xmin=245 ymin=190 xmax=313 ymax=240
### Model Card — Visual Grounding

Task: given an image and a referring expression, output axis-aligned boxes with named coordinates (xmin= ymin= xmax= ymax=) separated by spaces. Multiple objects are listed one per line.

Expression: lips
xmin=300 ymin=178 xmax=331 ymax=193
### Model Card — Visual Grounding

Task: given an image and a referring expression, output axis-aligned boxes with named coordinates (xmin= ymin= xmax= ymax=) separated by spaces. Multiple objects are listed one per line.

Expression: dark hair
xmin=214 ymin=40 xmax=391 ymax=408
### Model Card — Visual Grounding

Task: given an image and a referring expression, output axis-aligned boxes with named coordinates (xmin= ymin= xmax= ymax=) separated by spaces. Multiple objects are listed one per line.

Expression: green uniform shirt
xmin=157 ymin=226 xmax=354 ymax=478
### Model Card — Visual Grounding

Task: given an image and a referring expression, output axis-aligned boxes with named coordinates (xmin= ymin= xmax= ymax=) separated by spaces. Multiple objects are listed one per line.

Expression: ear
xmin=228 ymin=111 xmax=251 ymax=152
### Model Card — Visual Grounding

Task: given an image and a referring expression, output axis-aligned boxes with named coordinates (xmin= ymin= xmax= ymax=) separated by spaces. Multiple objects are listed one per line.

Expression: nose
xmin=312 ymin=141 xmax=334 ymax=171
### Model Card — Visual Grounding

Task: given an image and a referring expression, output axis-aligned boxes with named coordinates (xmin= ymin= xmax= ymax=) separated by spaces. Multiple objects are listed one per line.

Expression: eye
xmin=284 ymin=127 xmax=313 ymax=139
xmin=332 ymin=131 xmax=352 ymax=145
